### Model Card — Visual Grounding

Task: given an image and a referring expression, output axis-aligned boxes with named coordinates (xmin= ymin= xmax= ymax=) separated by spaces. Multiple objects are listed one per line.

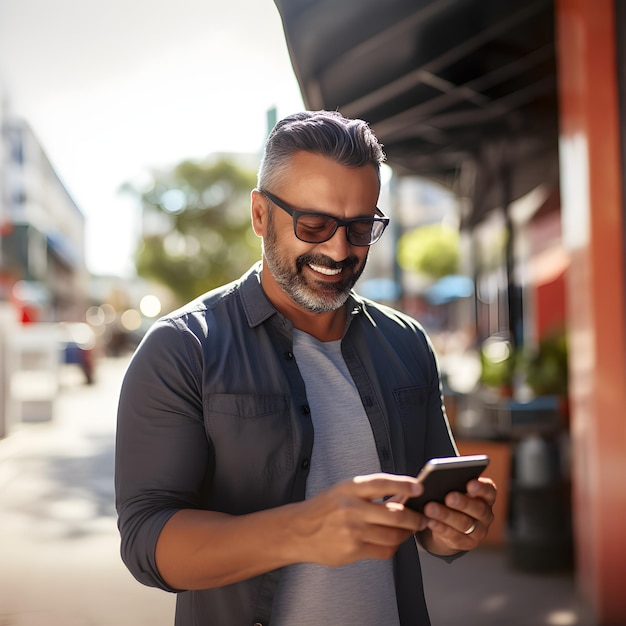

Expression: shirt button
xmin=301 ymin=458 xmax=310 ymax=470
xmin=285 ymin=351 xmax=294 ymax=360
xmin=301 ymin=404 xmax=310 ymax=415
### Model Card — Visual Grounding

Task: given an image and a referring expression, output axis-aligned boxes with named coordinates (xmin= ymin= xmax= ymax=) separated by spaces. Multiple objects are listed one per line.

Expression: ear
xmin=251 ymin=189 xmax=268 ymax=237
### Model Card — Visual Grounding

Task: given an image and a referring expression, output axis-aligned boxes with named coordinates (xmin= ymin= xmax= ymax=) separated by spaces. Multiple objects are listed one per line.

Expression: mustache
xmin=296 ymin=253 xmax=359 ymax=272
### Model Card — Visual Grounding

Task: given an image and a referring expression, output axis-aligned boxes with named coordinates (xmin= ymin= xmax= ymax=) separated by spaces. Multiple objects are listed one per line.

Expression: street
xmin=0 ymin=356 xmax=174 ymax=626
xmin=0 ymin=356 xmax=596 ymax=626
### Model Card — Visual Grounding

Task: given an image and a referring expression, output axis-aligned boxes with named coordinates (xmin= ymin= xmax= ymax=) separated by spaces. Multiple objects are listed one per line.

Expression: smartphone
xmin=403 ymin=454 xmax=490 ymax=513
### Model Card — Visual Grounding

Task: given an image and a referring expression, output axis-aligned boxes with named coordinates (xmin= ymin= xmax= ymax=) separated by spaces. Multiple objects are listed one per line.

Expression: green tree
xmin=128 ymin=157 xmax=261 ymax=305
xmin=397 ymin=223 xmax=459 ymax=279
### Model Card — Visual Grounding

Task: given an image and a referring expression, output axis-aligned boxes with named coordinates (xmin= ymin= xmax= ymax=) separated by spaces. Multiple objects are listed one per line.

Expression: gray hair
xmin=257 ymin=110 xmax=386 ymax=192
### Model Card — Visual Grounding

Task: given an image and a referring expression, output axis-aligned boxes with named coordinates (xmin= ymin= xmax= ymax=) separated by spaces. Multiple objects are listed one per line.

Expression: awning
xmin=423 ymin=274 xmax=474 ymax=305
xmin=274 ymin=0 xmax=559 ymax=227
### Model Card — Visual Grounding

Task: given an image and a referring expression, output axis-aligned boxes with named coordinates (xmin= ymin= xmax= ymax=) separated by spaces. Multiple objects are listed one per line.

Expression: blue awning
xmin=423 ymin=275 xmax=474 ymax=305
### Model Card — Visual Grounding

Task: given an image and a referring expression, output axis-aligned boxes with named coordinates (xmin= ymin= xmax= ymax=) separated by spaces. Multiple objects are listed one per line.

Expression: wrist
xmin=416 ymin=528 xmax=461 ymax=557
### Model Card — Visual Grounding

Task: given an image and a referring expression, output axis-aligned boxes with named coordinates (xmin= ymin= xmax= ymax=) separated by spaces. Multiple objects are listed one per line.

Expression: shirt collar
xmin=239 ymin=261 xmax=366 ymax=329
xmin=240 ymin=262 xmax=278 ymax=328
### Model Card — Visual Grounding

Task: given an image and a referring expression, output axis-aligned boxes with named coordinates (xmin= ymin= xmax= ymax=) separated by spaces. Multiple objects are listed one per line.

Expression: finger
xmin=340 ymin=489 xmax=425 ymax=534
xmin=467 ymin=477 xmax=497 ymax=506
xmin=386 ymin=488 xmax=424 ymax=505
xmin=356 ymin=499 xmax=423 ymax=534
xmin=382 ymin=500 xmax=428 ymax=532
xmin=358 ymin=521 xmax=417 ymax=549
xmin=424 ymin=501 xmax=478 ymax=535
xmin=351 ymin=473 xmax=423 ymax=500
xmin=444 ymin=490 xmax=494 ymax=527
xmin=426 ymin=516 xmax=484 ymax=548
xmin=422 ymin=504 xmax=485 ymax=549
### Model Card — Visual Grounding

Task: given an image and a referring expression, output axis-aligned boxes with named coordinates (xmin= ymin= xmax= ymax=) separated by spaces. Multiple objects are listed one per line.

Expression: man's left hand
xmin=417 ymin=477 xmax=497 ymax=555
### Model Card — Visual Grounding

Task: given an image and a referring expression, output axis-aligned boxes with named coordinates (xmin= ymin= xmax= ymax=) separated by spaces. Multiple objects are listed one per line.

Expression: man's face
xmin=253 ymin=151 xmax=381 ymax=314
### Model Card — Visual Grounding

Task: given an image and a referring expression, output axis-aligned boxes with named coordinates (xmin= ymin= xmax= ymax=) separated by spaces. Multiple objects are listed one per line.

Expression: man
xmin=115 ymin=110 xmax=496 ymax=626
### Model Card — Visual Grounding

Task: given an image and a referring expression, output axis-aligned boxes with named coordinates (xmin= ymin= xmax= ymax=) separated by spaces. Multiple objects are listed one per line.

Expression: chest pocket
xmin=204 ymin=393 xmax=294 ymax=512
xmin=394 ymin=386 xmax=428 ymax=477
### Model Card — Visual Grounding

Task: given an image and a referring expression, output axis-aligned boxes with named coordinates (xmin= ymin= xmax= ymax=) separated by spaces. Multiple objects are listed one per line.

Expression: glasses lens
xmin=295 ymin=215 xmax=338 ymax=243
xmin=348 ymin=220 xmax=385 ymax=246
xmin=292 ymin=210 xmax=387 ymax=246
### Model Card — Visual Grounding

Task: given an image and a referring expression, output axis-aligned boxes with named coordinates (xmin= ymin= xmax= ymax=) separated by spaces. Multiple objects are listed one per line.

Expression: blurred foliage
xmin=479 ymin=328 xmax=569 ymax=398
xmin=523 ymin=328 xmax=569 ymax=397
xmin=397 ymin=223 xmax=459 ymax=279
xmin=479 ymin=333 xmax=516 ymax=390
xmin=126 ymin=158 xmax=261 ymax=305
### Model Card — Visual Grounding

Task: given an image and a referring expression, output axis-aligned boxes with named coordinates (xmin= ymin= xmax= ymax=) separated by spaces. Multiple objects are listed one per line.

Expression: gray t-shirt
xmin=271 ymin=330 xmax=401 ymax=626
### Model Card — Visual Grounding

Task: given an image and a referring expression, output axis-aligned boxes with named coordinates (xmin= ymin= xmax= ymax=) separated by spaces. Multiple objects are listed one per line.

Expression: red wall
xmin=556 ymin=1 xmax=626 ymax=623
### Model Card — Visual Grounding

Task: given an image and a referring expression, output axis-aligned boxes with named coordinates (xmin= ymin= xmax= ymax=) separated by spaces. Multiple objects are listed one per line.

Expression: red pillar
xmin=556 ymin=1 xmax=626 ymax=623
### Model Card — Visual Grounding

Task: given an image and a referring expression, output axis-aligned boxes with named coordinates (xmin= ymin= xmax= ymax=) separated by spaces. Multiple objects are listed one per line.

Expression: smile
xmin=308 ymin=263 xmax=342 ymax=276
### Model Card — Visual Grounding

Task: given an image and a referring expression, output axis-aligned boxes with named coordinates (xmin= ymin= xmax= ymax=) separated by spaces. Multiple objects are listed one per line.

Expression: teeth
xmin=309 ymin=263 xmax=341 ymax=276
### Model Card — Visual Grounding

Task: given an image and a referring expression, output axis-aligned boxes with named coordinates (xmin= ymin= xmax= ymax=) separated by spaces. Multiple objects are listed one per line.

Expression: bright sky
xmin=0 ymin=0 xmax=304 ymax=276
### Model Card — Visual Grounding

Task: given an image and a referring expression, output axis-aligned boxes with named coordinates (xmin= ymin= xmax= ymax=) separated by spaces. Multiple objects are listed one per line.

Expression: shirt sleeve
xmin=426 ymin=337 xmax=459 ymax=459
xmin=114 ymin=318 xmax=208 ymax=591
xmin=421 ymin=329 xmax=469 ymax=563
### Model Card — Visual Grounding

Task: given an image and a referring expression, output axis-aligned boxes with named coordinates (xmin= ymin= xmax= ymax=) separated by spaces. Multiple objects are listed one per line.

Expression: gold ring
xmin=464 ymin=521 xmax=477 ymax=535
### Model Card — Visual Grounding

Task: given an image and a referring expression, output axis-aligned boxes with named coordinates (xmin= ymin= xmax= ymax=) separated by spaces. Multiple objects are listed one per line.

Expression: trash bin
xmin=508 ymin=433 xmax=573 ymax=572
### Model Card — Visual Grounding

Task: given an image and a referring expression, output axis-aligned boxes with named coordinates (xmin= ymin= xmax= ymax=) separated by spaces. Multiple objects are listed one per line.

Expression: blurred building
xmin=0 ymin=100 xmax=89 ymax=322
xmin=275 ymin=1 xmax=626 ymax=624
xmin=0 ymin=97 xmax=92 ymax=436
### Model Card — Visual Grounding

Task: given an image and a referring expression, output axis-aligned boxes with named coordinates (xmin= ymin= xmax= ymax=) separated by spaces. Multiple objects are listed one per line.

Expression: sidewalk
xmin=0 ymin=356 xmax=174 ymax=626
xmin=0 ymin=356 xmax=597 ymax=625
xmin=420 ymin=544 xmax=596 ymax=626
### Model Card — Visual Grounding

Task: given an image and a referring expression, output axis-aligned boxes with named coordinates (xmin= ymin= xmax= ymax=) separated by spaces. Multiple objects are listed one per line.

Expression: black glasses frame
xmin=259 ymin=189 xmax=390 ymax=246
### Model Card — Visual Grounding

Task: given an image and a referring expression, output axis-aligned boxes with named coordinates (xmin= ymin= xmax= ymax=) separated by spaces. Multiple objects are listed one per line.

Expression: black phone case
xmin=404 ymin=458 xmax=489 ymax=513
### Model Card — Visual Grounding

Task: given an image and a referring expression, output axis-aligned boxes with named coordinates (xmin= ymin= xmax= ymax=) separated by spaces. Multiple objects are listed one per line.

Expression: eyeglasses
xmin=260 ymin=190 xmax=389 ymax=246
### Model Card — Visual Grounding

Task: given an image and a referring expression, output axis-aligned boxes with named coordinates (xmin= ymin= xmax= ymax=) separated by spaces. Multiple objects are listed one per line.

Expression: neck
xmin=291 ymin=308 xmax=347 ymax=342
xmin=259 ymin=267 xmax=347 ymax=342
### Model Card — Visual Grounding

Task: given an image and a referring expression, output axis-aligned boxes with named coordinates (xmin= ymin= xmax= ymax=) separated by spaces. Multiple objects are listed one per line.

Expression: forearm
xmin=155 ymin=504 xmax=306 ymax=590
xmin=155 ymin=475 xmax=426 ymax=591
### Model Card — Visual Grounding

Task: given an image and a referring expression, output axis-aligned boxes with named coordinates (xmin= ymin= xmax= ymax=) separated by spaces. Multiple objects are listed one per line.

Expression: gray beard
xmin=262 ymin=225 xmax=367 ymax=314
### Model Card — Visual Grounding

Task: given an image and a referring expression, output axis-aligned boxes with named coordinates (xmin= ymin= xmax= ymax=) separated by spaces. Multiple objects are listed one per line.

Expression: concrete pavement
xmin=0 ymin=355 xmax=174 ymax=626
xmin=420 ymin=541 xmax=596 ymax=625
xmin=0 ymin=355 xmax=597 ymax=625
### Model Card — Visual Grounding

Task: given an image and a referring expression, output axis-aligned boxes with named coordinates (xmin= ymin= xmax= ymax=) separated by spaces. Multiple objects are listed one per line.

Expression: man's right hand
xmin=285 ymin=473 xmax=427 ymax=566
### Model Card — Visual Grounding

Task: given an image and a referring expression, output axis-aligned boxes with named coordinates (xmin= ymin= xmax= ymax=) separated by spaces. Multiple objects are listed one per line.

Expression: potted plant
xmin=524 ymin=328 xmax=569 ymax=397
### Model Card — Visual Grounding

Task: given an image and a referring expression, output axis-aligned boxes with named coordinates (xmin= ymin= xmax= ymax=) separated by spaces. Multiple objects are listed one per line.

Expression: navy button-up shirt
xmin=115 ymin=263 xmax=459 ymax=625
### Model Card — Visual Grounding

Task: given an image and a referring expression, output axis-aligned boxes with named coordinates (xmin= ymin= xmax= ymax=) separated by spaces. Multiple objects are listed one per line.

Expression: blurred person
xmin=115 ymin=110 xmax=496 ymax=626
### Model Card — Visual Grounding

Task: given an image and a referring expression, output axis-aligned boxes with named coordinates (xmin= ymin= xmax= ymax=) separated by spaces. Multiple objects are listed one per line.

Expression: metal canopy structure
xmin=274 ymin=0 xmax=560 ymax=227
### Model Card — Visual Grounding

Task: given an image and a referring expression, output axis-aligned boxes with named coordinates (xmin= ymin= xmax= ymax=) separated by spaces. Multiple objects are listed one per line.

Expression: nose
xmin=317 ymin=225 xmax=354 ymax=261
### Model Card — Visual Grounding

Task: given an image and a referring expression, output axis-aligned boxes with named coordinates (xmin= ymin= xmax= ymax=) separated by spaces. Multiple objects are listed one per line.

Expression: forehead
xmin=277 ymin=151 xmax=380 ymax=211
